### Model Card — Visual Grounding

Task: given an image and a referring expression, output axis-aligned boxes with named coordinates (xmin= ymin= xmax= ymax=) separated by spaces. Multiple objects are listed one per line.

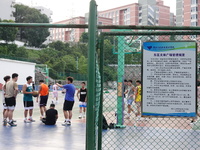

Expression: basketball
xmin=32 ymin=91 xmax=39 ymax=97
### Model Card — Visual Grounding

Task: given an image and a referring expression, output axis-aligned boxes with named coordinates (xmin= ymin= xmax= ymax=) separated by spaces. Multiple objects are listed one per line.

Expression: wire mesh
xmin=100 ymin=32 xmax=200 ymax=150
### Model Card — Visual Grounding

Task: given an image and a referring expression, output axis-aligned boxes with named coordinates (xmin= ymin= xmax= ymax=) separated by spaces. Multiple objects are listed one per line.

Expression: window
xmin=191 ymin=14 xmax=197 ymax=19
xmin=148 ymin=14 xmax=155 ymax=22
xmin=139 ymin=7 xmax=142 ymax=11
xmin=191 ymin=0 xmax=197 ymax=4
xmin=191 ymin=7 xmax=198 ymax=12
xmin=116 ymin=11 xmax=119 ymax=16
xmin=156 ymin=20 xmax=159 ymax=24
xmin=148 ymin=21 xmax=154 ymax=26
xmin=116 ymin=17 xmax=119 ymax=21
xmin=191 ymin=21 xmax=197 ymax=26
xmin=126 ymin=14 xmax=130 ymax=20
xmin=148 ymin=7 xmax=154 ymax=16
xmin=139 ymin=19 xmax=142 ymax=23
xmin=139 ymin=13 xmax=142 ymax=17
xmin=111 ymin=12 xmax=114 ymax=17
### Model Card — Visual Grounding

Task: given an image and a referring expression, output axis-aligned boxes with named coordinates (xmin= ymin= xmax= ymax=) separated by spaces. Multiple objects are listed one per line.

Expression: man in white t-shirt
xmin=52 ymin=83 xmax=59 ymax=103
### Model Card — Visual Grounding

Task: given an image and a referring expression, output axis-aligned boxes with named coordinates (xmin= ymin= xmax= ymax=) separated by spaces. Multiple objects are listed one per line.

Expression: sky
xmin=15 ymin=0 xmax=176 ymax=22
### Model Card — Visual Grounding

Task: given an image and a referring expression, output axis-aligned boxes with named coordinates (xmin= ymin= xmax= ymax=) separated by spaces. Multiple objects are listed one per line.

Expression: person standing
xmin=123 ymin=79 xmax=128 ymax=115
xmin=42 ymin=104 xmax=58 ymax=125
xmin=48 ymin=83 xmax=52 ymax=91
xmin=52 ymin=83 xmax=59 ymax=104
xmin=37 ymin=80 xmax=49 ymax=119
xmin=124 ymin=80 xmax=135 ymax=119
xmin=2 ymin=76 xmax=11 ymax=126
xmin=135 ymin=80 xmax=142 ymax=121
xmin=56 ymin=77 xmax=75 ymax=125
xmin=77 ymin=82 xmax=87 ymax=119
xmin=4 ymin=73 xmax=19 ymax=126
xmin=22 ymin=76 xmax=35 ymax=123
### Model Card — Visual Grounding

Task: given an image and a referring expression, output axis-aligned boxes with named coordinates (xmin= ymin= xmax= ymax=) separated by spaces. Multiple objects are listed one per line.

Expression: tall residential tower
xmin=176 ymin=0 xmax=200 ymax=26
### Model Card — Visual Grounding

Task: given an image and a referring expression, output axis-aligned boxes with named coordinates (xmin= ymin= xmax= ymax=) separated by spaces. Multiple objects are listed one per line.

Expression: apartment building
xmin=99 ymin=0 xmax=174 ymax=26
xmin=176 ymin=0 xmax=200 ymax=26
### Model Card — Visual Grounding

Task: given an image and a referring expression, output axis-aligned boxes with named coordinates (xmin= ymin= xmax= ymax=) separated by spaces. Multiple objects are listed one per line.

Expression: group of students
xmin=2 ymin=73 xmax=88 ymax=127
xmin=124 ymin=79 xmax=142 ymax=120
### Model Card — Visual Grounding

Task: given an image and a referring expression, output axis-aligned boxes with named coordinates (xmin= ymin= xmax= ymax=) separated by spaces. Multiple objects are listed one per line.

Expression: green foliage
xmin=13 ymin=4 xmax=50 ymax=47
xmin=0 ymin=20 xmax=18 ymax=42
xmin=104 ymin=66 xmax=117 ymax=81
xmin=104 ymin=39 xmax=117 ymax=65
xmin=0 ymin=42 xmax=88 ymax=80
xmin=80 ymin=32 xmax=89 ymax=43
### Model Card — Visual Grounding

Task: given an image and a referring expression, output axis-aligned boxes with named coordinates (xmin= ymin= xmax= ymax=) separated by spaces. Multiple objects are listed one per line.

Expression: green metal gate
xmin=96 ymin=30 xmax=200 ymax=150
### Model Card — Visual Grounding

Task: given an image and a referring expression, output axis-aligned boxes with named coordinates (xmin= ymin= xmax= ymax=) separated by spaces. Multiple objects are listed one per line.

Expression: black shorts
xmin=63 ymin=100 xmax=74 ymax=111
xmin=40 ymin=95 xmax=48 ymax=107
xmin=5 ymin=97 xmax=16 ymax=109
xmin=24 ymin=101 xmax=34 ymax=110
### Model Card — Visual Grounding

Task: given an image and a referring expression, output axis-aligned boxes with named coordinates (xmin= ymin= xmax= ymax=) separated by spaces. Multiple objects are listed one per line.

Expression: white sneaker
xmin=67 ymin=121 xmax=71 ymax=125
xmin=24 ymin=119 xmax=31 ymax=123
xmin=62 ymin=121 xmax=71 ymax=126
xmin=79 ymin=115 xmax=82 ymax=119
xmin=83 ymin=115 xmax=86 ymax=118
xmin=29 ymin=118 xmax=35 ymax=122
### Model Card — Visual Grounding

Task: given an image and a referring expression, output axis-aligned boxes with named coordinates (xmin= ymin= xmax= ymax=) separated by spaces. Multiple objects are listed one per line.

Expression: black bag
xmin=102 ymin=115 xmax=109 ymax=130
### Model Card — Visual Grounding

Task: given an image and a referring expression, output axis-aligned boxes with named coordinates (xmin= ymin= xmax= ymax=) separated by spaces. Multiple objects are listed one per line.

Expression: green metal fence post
xmin=116 ymin=36 xmax=126 ymax=128
xmin=86 ymin=0 xmax=97 ymax=150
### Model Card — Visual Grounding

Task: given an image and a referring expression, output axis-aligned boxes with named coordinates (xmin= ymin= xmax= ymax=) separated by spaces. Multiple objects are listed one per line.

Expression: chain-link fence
xmin=99 ymin=31 xmax=200 ymax=150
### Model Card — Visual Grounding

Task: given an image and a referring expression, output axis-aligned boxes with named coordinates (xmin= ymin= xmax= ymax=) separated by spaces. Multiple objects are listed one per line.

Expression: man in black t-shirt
xmin=42 ymin=104 xmax=58 ymax=125
xmin=77 ymin=82 xmax=87 ymax=119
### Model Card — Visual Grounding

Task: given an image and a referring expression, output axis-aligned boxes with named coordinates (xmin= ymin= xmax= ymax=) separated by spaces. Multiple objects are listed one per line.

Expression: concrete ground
xmin=0 ymin=91 xmax=86 ymax=150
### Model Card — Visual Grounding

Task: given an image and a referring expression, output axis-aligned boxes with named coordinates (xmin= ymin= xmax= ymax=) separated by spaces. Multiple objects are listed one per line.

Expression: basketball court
xmin=0 ymin=91 xmax=86 ymax=150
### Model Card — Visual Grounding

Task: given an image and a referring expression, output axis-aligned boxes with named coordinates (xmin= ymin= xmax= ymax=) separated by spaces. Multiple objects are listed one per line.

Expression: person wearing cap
xmin=42 ymin=104 xmax=58 ymax=125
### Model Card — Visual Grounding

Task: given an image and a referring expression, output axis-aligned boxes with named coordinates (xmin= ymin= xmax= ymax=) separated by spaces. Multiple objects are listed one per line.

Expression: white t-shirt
xmin=53 ymin=85 xmax=58 ymax=92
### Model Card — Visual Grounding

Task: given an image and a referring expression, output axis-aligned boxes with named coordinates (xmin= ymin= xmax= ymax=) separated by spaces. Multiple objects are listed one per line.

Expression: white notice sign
xmin=142 ymin=41 xmax=197 ymax=117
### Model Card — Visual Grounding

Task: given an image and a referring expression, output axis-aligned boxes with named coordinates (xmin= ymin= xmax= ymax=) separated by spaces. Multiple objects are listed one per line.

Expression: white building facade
xmin=0 ymin=59 xmax=36 ymax=86
xmin=0 ymin=0 xmax=15 ymax=21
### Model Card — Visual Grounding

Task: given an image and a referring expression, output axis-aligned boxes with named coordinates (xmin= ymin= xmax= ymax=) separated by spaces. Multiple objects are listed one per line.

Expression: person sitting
xmin=42 ymin=104 xmax=58 ymax=125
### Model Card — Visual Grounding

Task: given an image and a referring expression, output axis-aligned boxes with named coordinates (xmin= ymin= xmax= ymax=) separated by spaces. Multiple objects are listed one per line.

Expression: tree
xmin=104 ymin=39 xmax=117 ymax=65
xmin=0 ymin=20 xmax=18 ymax=43
xmin=13 ymin=4 xmax=50 ymax=47
xmin=49 ymin=41 xmax=66 ymax=51
xmin=62 ymin=55 xmax=77 ymax=72
xmin=79 ymin=32 xmax=89 ymax=43
xmin=78 ymin=56 xmax=87 ymax=74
